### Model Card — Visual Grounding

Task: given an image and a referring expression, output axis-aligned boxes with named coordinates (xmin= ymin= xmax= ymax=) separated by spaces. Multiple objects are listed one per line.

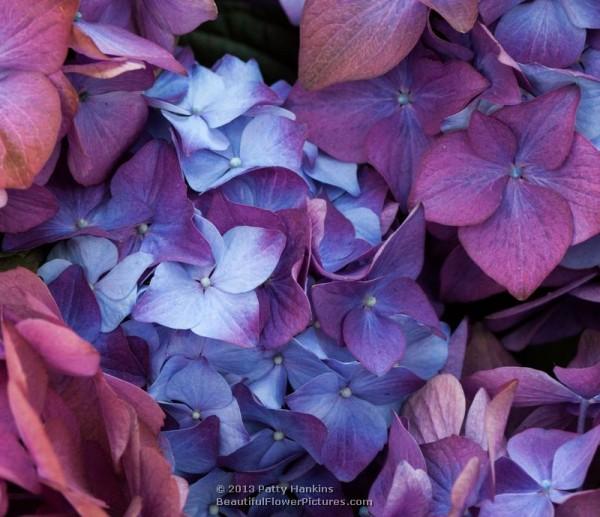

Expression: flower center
xmin=137 ymin=223 xmax=150 ymax=235
xmin=273 ymin=354 xmax=284 ymax=365
xmin=192 ymin=410 xmax=202 ymax=420
xmin=314 ymin=321 xmax=321 ymax=329
xmin=363 ymin=295 xmax=377 ymax=308
xmin=273 ymin=430 xmax=285 ymax=441
xmin=509 ymin=164 xmax=523 ymax=178
xmin=397 ymin=91 xmax=412 ymax=106
xmin=208 ymin=504 xmax=220 ymax=516
xmin=339 ymin=387 xmax=352 ymax=398
xmin=540 ymin=479 xmax=552 ymax=492
xmin=200 ymin=276 xmax=211 ymax=288
xmin=229 ymin=156 xmax=242 ymax=168
xmin=76 ymin=218 xmax=89 ymax=229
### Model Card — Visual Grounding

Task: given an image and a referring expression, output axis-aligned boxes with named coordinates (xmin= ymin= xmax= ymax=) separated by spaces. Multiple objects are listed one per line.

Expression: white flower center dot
xmin=192 ymin=410 xmax=201 ymax=420
xmin=339 ymin=387 xmax=352 ymax=398
xmin=363 ymin=295 xmax=377 ymax=308
xmin=76 ymin=218 xmax=89 ymax=229
xmin=273 ymin=354 xmax=284 ymax=365
xmin=273 ymin=430 xmax=285 ymax=441
xmin=200 ymin=276 xmax=211 ymax=288
xmin=208 ymin=504 xmax=220 ymax=515
xmin=229 ymin=157 xmax=242 ymax=168
xmin=137 ymin=223 xmax=150 ymax=235
xmin=397 ymin=92 xmax=411 ymax=105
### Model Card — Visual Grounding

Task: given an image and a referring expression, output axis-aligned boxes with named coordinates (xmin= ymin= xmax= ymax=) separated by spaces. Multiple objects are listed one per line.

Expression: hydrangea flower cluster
xmin=3 ymin=0 xmax=600 ymax=515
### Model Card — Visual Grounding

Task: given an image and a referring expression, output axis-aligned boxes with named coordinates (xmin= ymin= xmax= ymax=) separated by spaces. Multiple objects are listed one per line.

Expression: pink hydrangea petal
xmin=459 ymin=180 xmax=574 ymax=300
xmin=411 ymin=132 xmax=508 ymax=226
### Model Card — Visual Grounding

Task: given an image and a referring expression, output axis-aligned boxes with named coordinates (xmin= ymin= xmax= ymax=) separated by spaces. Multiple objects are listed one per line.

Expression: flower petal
xmin=212 ymin=226 xmax=286 ymax=293
xmin=133 ymin=262 xmax=205 ymax=329
xmin=0 ymin=0 xmax=77 ymax=74
xmin=528 ymin=135 xmax=600 ymax=244
xmin=495 ymin=0 xmax=585 ymax=68
xmin=191 ymin=288 xmax=261 ymax=347
xmin=411 ymin=132 xmax=508 ymax=226
xmin=552 ymin=424 xmax=600 ymax=490
xmin=419 ymin=0 xmax=478 ymax=32
xmin=508 ymin=428 xmax=573 ymax=484
xmin=459 ymin=180 xmax=574 ymax=300
xmin=298 ymin=0 xmax=428 ymax=89
xmin=402 ymin=374 xmax=466 ymax=444
xmin=464 ymin=366 xmax=580 ymax=406
xmin=494 ymin=86 xmax=580 ymax=171
xmin=343 ymin=308 xmax=407 ymax=376
xmin=73 ymin=21 xmax=186 ymax=74
xmin=0 ymin=72 xmax=61 ymax=189
xmin=68 ymin=91 xmax=148 ymax=185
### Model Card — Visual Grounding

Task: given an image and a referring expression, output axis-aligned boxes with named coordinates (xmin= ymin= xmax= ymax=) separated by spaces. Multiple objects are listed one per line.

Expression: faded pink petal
xmin=298 ymin=0 xmax=427 ymax=89
xmin=0 ymin=72 xmax=61 ymax=189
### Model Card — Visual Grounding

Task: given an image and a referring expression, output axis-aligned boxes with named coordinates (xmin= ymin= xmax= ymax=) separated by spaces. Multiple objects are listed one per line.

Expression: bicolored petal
xmin=238 ymin=114 xmax=305 ymax=172
xmin=421 ymin=436 xmax=488 ymax=516
xmin=464 ymin=367 xmax=580 ymax=405
xmin=212 ymin=226 xmax=286 ymax=294
xmin=459 ymin=181 xmax=574 ymax=300
xmin=0 ymin=0 xmax=78 ymax=74
xmin=133 ymin=262 xmax=205 ymax=329
xmin=0 ymin=72 xmax=61 ymax=189
xmin=402 ymin=374 xmax=466 ymax=444
xmin=72 ymin=20 xmax=186 ymax=74
xmin=192 ymin=289 xmax=261 ymax=347
xmin=298 ymin=0 xmax=428 ymax=89
xmin=370 ymin=460 xmax=432 ymax=517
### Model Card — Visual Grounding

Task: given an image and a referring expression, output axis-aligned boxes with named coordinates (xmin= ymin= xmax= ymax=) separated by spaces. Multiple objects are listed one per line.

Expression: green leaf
xmin=181 ymin=0 xmax=299 ymax=84
xmin=0 ymin=248 xmax=47 ymax=273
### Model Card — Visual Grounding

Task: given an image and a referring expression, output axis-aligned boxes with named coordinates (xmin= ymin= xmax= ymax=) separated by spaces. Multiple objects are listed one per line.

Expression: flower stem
xmin=577 ymin=399 xmax=590 ymax=434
